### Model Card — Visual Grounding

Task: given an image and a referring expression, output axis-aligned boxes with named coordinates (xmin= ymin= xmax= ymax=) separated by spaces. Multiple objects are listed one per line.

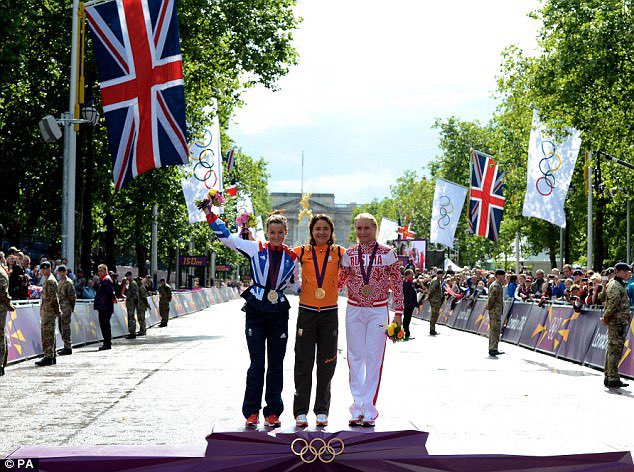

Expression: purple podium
xmin=6 ymin=427 xmax=633 ymax=471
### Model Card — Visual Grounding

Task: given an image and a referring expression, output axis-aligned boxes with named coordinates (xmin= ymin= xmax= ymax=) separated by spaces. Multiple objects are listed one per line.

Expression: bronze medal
xmin=267 ymin=290 xmax=279 ymax=302
xmin=315 ymin=288 xmax=326 ymax=299
xmin=361 ymin=284 xmax=372 ymax=297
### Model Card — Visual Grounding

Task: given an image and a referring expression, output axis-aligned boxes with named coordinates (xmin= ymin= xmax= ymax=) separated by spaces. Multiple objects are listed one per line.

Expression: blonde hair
xmin=98 ymin=263 xmax=108 ymax=272
xmin=354 ymin=212 xmax=378 ymax=240
xmin=266 ymin=209 xmax=288 ymax=229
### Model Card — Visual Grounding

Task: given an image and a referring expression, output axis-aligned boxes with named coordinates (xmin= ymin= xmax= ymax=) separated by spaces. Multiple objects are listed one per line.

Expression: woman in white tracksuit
xmin=338 ymin=213 xmax=404 ymax=427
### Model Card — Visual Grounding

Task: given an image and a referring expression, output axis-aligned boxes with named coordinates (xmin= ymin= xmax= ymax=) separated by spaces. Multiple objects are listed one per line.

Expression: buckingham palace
xmin=271 ymin=193 xmax=359 ymax=248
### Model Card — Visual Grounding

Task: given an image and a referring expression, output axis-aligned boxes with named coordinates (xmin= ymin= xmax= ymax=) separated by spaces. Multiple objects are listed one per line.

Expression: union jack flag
xmin=224 ymin=149 xmax=235 ymax=174
xmin=468 ymin=149 xmax=505 ymax=242
xmin=86 ymin=0 xmax=188 ymax=189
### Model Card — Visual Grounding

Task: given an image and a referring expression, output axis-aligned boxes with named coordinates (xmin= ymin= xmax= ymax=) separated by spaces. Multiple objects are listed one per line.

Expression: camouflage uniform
xmin=40 ymin=274 xmax=61 ymax=359
xmin=603 ymin=277 xmax=631 ymax=382
xmin=158 ymin=283 xmax=172 ymax=325
xmin=136 ymin=283 xmax=149 ymax=334
xmin=57 ymin=277 xmax=76 ymax=349
xmin=126 ymin=278 xmax=139 ymax=335
xmin=428 ymin=277 xmax=443 ymax=333
xmin=487 ymin=280 xmax=504 ymax=352
xmin=0 ymin=267 xmax=12 ymax=367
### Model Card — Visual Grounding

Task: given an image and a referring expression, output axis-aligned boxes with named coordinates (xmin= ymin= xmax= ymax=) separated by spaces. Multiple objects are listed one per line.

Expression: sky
xmin=228 ymin=0 xmax=541 ymax=205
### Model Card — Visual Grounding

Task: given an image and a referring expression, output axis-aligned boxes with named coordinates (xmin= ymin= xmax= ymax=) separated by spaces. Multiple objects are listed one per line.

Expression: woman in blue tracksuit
xmin=202 ymin=204 xmax=299 ymax=429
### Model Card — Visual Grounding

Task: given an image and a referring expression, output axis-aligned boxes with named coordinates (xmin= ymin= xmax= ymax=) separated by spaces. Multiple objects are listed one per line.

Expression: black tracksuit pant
xmin=242 ymin=306 xmax=289 ymax=418
xmin=293 ymin=307 xmax=338 ymax=417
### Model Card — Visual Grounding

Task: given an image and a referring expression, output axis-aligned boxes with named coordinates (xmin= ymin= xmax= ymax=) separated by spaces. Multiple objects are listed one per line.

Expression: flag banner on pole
xmin=86 ymin=0 xmax=188 ymax=189
xmin=522 ymin=110 xmax=582 ymax=228
xmin=181 ymin=109 xmax=223 ymax=224
xmin=225 ymin=149 xmax=235 ymax=174
xmin=225 ymin=183 xmax=238 ymax=198
xmin=468 ymin=149 xmax=505 ymax=242
xmin=430 ymin=178 xmax=468 ymax=249
xmin=377 ymin=217 xmax=398 ymax=244
xmin=397 ymin=225 xmax=415 ymax=240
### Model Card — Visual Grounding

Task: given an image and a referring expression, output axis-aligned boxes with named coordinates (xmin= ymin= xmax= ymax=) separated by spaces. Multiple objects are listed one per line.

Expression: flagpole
xmin=587 ymin=151 xmax=593 ymax=269
xmin=559 ymin=227 xmax=564 ymax=269
xmin=515 ymin=232 xmax=520 ymax=274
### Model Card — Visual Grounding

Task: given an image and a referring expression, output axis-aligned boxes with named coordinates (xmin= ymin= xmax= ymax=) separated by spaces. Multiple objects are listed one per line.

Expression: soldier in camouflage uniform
xmin=35 ymin=261 xmax=61 ymax=367
xmin=487 ymin=269 xmax=506 ymax=357
xmin=428 ymin=269 xmax=444 ymax=336
xmin=56 ymin=265 xmax=76 ymax=356
xmin=0 ymin=264 xmax=15 ymax=376
xmin=124 ymin=271 xmax=139 ymax=339
xmin=158 ymin=277 xmax=172 ymax=327
xmin=136 ymin=278 xmax=149 ymax=336
xmin=602 ymin=262 xmax=631 ymax=389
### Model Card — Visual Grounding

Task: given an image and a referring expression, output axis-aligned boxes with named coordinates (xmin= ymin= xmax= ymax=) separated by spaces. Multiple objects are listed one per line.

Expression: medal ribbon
xmin=267 ymin=246 xmax=283 ymax=293
xmin=358 ymin=242 xmax=379 ymax=286
xmin=311 ymin=245 xmax=330 ymax=289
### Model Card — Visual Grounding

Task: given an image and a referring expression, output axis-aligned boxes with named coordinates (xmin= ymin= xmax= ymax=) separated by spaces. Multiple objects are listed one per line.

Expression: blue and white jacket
xmin=207 ymin=212 xmax=299 ymax=311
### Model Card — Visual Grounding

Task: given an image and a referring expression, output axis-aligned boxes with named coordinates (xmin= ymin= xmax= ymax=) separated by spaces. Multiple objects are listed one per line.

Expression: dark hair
xmin=266 ymin=209 xmax=288 ymax=229
xmin=309 ymin=214 xmax=335 ymax=246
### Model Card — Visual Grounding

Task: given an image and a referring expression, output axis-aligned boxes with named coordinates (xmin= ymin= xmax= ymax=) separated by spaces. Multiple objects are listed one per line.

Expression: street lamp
xmin=81 ymin=102 xmax=100 ymax=126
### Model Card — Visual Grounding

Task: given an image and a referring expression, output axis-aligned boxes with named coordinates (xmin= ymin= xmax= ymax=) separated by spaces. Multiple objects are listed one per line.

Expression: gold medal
xmin=267 ymin=290 xmax=279 ymax=302
xmin=315 ymin=288 xmax=326 ymax=299
xmin=361 ymin=284 xmax=372 ymax=297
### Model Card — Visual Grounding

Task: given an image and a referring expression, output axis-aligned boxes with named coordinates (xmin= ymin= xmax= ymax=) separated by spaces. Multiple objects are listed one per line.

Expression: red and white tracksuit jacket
xmin=339 ymin=242 xmax=404 ymax=420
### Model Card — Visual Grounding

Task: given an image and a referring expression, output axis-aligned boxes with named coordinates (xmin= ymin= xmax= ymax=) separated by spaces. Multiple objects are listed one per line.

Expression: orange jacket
xmin=293 ymin=244 xmax=343 ymax=311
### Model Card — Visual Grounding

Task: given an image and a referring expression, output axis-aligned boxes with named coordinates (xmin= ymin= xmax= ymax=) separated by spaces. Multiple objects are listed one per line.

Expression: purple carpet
xmin=6 ymin=429 xmax=633 ymax=471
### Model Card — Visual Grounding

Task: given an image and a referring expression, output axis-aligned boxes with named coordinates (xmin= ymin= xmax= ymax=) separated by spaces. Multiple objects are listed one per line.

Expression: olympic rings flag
xmin=522 ymin=110 xmax=581 ymax=228
xmin=181 ymin=104 xmax=224 ymax=224
xmin=430 ymin=178 xmax=468 ymax=248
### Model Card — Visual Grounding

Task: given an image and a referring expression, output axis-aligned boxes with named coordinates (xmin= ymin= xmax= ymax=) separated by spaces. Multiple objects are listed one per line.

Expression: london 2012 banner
xmin=430 ymin=178 xmax=468 ymax=249
xmin=522 ymin=109 xmax=581 ymax=228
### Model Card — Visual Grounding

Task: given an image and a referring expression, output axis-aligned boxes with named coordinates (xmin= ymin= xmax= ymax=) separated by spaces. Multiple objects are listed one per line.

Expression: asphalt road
xmin=1 ymin=296 xmax=632 ymax=458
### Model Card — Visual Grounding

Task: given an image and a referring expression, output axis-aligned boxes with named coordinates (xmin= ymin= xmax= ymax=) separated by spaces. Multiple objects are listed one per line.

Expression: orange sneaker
xmin=245 ymin=413 xmax=259 ymax=428
xmin=264 ymin=414 xmax=281 ymax=428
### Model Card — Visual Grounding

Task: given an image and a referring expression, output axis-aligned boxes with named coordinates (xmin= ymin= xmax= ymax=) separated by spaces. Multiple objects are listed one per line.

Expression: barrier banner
xmin=77 ymin=304 xmax=101 ymax=345
xmin=555 ymin=309 xmax=601 ymax=363
xmin=112 ymin=302 xmax=129 ymax=338
xmin=476 ymin=309 xmax=491 ymax=336
xmin=452 ymin=300 xmax=473 ymax=331
xmin=446 ymin=299 xmax=468 ymax=329
xmin=6 ymin=306 xmax=41 ymax=362
xmin=518 ymin=304 xmax=549 ymax=350
xmin=70 ymin=307 xmax=87 ymax=347
xmin=148 ymin=296 xmax=162 ymax=325
xmin=438 ymin=297 xmax=455 ymax=325
xmin=420 ymin=300 xmax=431 ymax=321
xmin=618 ymin=320 xmax=634 ymax=378
xmin=583 ymin=321 xmax=609 ymax=369
xmin=465 ymin=299 xmax=487 ymax=334
xmin=502 ymin=302 xmax=532 ymax=344
xmin=535 ymin=305 xmax=576 ymax=355
xmin=502 ymin=298 xmax=514 ymax=324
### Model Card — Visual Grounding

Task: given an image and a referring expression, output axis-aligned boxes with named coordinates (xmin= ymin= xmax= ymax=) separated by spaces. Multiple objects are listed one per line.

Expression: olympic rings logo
xmin=535 ymin=140 xmax=563 ymax=197
xmin=188 ymin=129 xmax=218 ymax=190
xmin=437 ymin=195 xmax=453 ymax=229
xmin=291 ymin=437 xmax=345 ymax=463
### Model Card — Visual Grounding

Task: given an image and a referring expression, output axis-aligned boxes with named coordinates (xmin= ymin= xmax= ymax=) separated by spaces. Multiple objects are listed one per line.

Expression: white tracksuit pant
xmin=345 ymin=304 xmax=388 ymax=421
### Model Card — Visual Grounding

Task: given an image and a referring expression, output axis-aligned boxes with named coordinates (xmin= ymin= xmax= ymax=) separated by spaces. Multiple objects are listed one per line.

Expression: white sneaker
xmin=295 ymin=414 xmax=308 ymax=427
xmin=316 ymin=414 xmax=328 ymax=426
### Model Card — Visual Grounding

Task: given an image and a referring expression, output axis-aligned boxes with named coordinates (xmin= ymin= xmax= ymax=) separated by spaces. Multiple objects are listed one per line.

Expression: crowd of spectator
xmin=399 ymin=262 xmax=634 ymax=313
xmin=0 ymin=246 xmax=157 ymax=301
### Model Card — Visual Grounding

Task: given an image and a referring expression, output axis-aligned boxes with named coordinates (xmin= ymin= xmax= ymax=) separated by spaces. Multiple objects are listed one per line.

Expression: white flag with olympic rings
xmin=430 ymin=178 xmax=468 ymax=248
xmin=522 ymin=110 xmax=581 ymax=228
xmin=181 ymin=105 xmax=224 ymax=224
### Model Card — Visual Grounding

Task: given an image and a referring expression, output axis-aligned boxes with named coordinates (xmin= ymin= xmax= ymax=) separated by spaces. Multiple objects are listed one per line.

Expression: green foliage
xmin=0 ymin=0 xmax=298 ymax=272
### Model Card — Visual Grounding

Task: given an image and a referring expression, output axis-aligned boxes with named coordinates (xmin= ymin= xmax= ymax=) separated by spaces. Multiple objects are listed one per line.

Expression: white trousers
xmin=345 ymin=304 xmax=388 ymax=421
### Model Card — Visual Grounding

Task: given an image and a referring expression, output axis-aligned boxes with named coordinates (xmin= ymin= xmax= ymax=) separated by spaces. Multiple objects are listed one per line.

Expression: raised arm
xmin=204 ymin=208 xmax=259 ymax=256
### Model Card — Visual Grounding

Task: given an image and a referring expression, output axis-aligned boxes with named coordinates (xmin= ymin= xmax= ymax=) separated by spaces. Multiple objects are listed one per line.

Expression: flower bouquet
xmin=195 ymin=189 xmax=225 ymax=210
xmin=236 ymin=212 xmax=257 ymax=228
xmin=386 ymin=322 xmax=405 ymax=343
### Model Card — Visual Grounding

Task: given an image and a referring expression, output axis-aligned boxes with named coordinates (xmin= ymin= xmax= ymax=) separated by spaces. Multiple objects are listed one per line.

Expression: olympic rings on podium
xmin=291 ymin=437 xmax=345 ymax=463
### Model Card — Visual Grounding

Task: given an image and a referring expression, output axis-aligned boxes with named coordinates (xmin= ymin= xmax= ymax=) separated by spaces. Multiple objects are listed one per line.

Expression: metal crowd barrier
xmin=4 ymin=286 xmax=241 ymax=365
